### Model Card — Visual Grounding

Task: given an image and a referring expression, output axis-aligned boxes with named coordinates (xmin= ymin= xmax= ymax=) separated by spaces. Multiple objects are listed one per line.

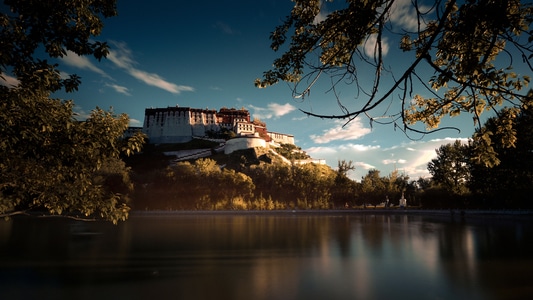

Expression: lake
xmin=0 ymin=211 xmax=532 ymax=300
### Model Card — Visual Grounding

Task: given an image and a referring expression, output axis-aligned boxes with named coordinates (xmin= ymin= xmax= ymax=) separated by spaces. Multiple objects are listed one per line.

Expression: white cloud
xmin=74 ymin=105 xmax=142 ymax=128
xmin=129 ymin=118 xmax=142 ymax=126
xmin=270 ymin=103 xmax=297 ymax=116
xmin=315 ymin=0 xmax=424 ymax=58
xmin=355 ymin=162 xmax=376 ymax=171
xmin=215 ymin=21 xmax=239 ymax=35
xmin=59 ymin=71 xmax=71 ymax=80
xmin=313 ymin=0 xmax=330 ymax=24
xmin=107 ymin=41 xmax=194 ymax=94
xmin=0 ymin=73 xmax=19 ymax=87
xmin=105 ymin=83 xmax=131 ymax=96
xmin=62 ymin=50 xmax=112 ymax=79
xmin=106 ymin=42 xmax=135 ymax=69
xmin=73 ymin=106 xmax=91 ymax=121
xmin=249 ymin=103 xmax=297 ymax=120
xmin=306 ymin=146 xmax=338 ymax=155
xmin=364 ymin=34 xmax=389 ymax=57
xmin=337 ymin=143 xmax=379 ymax=152
xmin=129 ymin=69 xmax=194 ymax=94
xmin=388 ymin=0 xmax=431 ymax=31
xmin=382 ymin=158 xmax=408 ymax=165
xmin=310 ymin=119 xmax=371 ymax=144
xmin=304 ymin=137 xmax=469 ymax=181
xmin=382 ymin=159 xmax=397 ymax=165
xmin=292 ymin=116 xmax=309 ymax=121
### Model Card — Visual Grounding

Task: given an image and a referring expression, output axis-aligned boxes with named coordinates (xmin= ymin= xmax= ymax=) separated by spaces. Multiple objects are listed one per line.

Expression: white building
xmin=141 ymin=105 xmax=295 ymax=145
xmin=143 ymin=106 xmax=218 ymax=143
xmin=224 ymin=135 xmax=267 ymax=154
xmin=267 ymin=132 xmax=295 ymax=145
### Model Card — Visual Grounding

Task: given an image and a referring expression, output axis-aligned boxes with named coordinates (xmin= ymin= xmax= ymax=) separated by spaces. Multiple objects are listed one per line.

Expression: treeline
xmin=130 ymin=149 xmax=532 ymax=211
xmin=425 ymin=104 xmax=533 ymax=209
xmin=131 ymin=155 xmax=416 ymax=210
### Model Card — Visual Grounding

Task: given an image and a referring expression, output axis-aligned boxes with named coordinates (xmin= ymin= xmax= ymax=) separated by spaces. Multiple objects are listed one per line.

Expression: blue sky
xmin=5 ymin=0 xmax=523 ymax=180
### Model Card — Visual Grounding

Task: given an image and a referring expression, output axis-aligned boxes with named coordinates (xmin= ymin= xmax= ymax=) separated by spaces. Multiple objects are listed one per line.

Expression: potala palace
xmin=126 ymin=105 xmax=296 ymax=154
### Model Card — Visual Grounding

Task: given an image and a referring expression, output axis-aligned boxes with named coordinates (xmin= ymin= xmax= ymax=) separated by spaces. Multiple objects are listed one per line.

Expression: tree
xmin=257 ymin=0 xmax=533 ymax=165
xmin=469 ymin=105 xmax=533 ymax=207
xmin=332 ymin=160 xmax=359 ymax=207
xmin=427 ymin=140 xmax=471 ymax=195
xmin=337 ymin=159 xmax=356 ymax=177
xmin=1 ymin=0 xmax=116 ymax=92
xmin=387 ymin=169 xmax=409 ymax=201
xmin=275 ymin=143 xmax=311 ymax=160
xmin=290 ymin=163 xmax=335 ymax=208
xmin=0 ymin=0 xmax=145 ymax=222
xmin=360 ymin=169 xmax=387 ymax=207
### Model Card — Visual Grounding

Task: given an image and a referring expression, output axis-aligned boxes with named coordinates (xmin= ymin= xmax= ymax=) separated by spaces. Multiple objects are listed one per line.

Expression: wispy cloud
xmin=316 ymin=0 xmax=426 ymax=58
xmin=310 ymin=119 xmax=371 ymax=144
xmin=107 ymin=41 xmax=195 ymax=94
xmin=364 ymin=34 xmax=389 ymax=57
xmin=130 ymin=69 xmax=194 ymax=94
xmin=214 ymin=21 xmax=239 ymax=35
xmin=313 ymin=0 xmax=330 ymax=24
xmin=249 ymin=103 xmax=297 ymax=120
xmin=74 ymin=105 xmax=142 ymax=127
xmin=73 ymin=106 xmax=92 ymax=121
xmin=58 ymin=71 xmax=71 ymax=80
xmin=306 ymin=146 xmax=338 ymax=155
xmin=292 ymin=116 xmax=309 ymax=121
xmin=306 ymin=143 xmax=380 ymax=179
xmin=305 ymin=137 xmax=469 ymax=180
xmin=363 ymin=0 xmax=430 ymax=58
xmin=0 ymin=73 xmax=19 ymax=87
xmin=129 ymin=118 xmax=142 ymax=126
xmin=62 ymin=50 xmax=113 ymax=80
xmin=105 ymin=83 xmax=131 ymax=96
xmin=355 ymin=161 xmax=376 ymax=171
xmin=389 ymin=0 xmax=431 ymax=31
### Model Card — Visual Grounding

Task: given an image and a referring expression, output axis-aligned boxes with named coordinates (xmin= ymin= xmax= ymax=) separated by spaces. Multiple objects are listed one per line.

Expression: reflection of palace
xmin=128 ymin=106 xmax=295 ymax=145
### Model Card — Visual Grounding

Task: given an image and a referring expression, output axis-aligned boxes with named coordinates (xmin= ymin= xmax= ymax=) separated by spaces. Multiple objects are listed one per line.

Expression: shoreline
xmin=129 ymin=208 xmax=533 ymax=217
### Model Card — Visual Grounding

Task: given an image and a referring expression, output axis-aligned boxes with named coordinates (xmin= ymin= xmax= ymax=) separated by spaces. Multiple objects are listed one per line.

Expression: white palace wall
xmin=267 ymin=132 xmax=295 ymax=145
xmin=142 ymin=106 xmax=294 ymax=146
xmin=143 ymin=107 xmax=218 ymax=144
xmin=224 ymin=136 xmax=267 ymax=154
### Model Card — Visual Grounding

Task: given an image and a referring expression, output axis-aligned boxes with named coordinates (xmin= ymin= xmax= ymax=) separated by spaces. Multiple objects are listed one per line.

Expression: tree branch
xmin=300 ymin=0 xmax=459 ymax=121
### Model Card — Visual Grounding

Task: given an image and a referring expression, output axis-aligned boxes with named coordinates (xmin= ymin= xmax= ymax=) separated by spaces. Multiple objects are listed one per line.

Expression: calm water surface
xmin=0 ymin=212 xmax=532 ymax=300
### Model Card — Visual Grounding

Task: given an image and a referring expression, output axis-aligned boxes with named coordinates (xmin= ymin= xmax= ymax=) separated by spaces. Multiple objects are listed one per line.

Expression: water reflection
xmin=0 ymin=213 xmax=532 ymax=299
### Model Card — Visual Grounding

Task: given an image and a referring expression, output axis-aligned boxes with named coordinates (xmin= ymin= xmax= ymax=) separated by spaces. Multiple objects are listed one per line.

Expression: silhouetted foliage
xmin=0 ymin=0 xmax=145 ymax=222
xmin=258 ymin=0 xmax=533 ymax=167
xmin=469 ymin=105 xmax=533 ymax=208
xmin=331 ymin=160 xmax=359 ymax=207
xmin=428 ymin=140 xmax=471 ymax=195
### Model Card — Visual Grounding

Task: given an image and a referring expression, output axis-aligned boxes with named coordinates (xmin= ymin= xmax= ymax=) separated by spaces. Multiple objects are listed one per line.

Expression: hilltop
xmin=122 ymin=139 xmax=344 ymax=211
xmin=124 ymin=138 xmax=313 ymax=175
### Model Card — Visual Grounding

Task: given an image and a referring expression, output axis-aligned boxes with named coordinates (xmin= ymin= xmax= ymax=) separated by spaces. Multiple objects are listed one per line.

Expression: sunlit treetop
xmin=256 ymin=0 xmax=533 ymax=166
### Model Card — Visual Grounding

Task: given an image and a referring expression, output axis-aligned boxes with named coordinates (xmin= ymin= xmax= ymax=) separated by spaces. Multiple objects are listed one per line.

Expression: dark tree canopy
xmin=469 ymin=104 xmax=533 ymax=206
xmin=1 ymin=0 xmax=116 ymax=92
xmin=257 ymin=0 xmax=533 ymax=166
xmin=428 ymin=140 xmax=471 ymax=195
xmin=1 ymin=0 xmax=145 ymax=223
